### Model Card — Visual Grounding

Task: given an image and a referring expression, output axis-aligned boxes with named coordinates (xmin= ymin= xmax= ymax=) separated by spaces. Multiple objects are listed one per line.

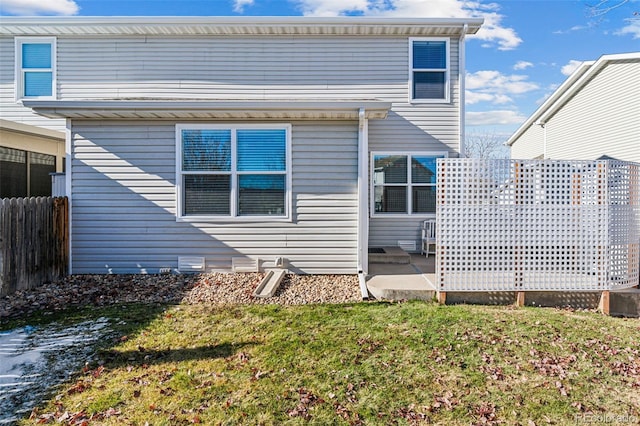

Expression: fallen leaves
xmin=287 ymin=387 xmax=324 ymax=420
xmin=473 ymin=401 xmax=499 ymax=425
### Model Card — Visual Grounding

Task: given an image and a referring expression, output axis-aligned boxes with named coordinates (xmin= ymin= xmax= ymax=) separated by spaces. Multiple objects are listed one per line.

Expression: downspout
xmin=458 ymin=24 xmax=468 ymax=158
xmin=535 ymin=120 xmax=547 ymax=159
xmin=357 ymin=107 xmax=370 ymax=299
xmin=65 ymin=118 xmax=73 ymax=275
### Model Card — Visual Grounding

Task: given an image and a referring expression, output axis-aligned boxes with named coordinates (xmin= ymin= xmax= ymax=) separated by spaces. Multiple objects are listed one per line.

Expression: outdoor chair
xmin=421 ymin=219 xmax=436 ymax=257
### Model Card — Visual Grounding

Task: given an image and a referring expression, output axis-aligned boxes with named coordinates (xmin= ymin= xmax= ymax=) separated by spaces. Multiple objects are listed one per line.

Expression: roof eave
xmin=23 ymin=99 xmax=393 ymax=120
xmin=507 ymin=51 xmax=640 ymax=147
xmin=0 ymin=16 xmax=483 ymax=36
xmin=0 ymin=118 xmax=65 ymax=140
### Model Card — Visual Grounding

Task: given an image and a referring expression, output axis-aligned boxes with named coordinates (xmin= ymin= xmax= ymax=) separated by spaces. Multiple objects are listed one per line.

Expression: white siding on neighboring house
xmin=509 ymin=56 xmax=640 ymax=164
xmin=545 ymin=60 xmax=640 ymax=163
xmin=509 ymin=124 xmax=544 ymax=160
xmin=70 ymin=121 xmax=359 ymax=274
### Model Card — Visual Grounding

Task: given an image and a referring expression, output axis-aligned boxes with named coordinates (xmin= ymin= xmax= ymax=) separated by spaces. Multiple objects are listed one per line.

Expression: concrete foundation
xmin=610 ymin=288 xmax=640 ymax=318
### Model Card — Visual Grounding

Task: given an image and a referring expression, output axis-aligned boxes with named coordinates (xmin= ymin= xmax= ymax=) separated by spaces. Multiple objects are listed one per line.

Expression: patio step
xmin=369 ymin=246 xmax=411 ymax=264
xmin=366 ymin=262 xmax=436 ymax=301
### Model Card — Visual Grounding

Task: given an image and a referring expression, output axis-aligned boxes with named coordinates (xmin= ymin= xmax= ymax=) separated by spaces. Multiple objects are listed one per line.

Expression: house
xmin=0 ymin=16 xmax=482 ymax=279
xmin=507 ymin=52 xmax=640 ymax=163
xmin=0 ymin=119 xmax=65 ymax=198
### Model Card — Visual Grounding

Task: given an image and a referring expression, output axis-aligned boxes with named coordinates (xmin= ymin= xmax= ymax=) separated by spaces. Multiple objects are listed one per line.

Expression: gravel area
xmin=0 ymin=272 xmax=362 ymax=320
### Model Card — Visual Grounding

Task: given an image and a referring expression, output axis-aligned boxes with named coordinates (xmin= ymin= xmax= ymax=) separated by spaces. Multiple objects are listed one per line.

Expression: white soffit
xmin=0 ymin=17 xmax=483 ymax=37
xmin=23 ymin=100 xmax=392 ymax=120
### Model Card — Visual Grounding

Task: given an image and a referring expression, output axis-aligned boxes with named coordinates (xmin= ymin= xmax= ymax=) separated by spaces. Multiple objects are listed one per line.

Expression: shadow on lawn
xmin=0 ymin=302 xmax=178 ymax=423
xmin=99 ymin=341 xmax=256 ymax=367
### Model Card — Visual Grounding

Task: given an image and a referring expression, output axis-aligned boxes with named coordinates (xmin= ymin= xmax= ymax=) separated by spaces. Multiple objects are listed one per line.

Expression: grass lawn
xmin=12 ymin=301 xmax=640 ymax=425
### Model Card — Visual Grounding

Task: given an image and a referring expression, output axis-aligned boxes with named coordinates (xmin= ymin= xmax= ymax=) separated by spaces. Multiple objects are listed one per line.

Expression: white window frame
xmin=176 ymin=123 xmax=292 ymax=222
xmin=408 ymin=37 xmax=450 ymax=104
xmin=370 ymin=151 xmax=448 ymax=217
xmin=15 ymin=37 xmax=57 ymax=101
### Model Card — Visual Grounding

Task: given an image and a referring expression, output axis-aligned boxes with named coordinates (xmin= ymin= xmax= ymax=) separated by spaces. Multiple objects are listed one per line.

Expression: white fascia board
xmin=0 ymin=16 xmax=483 ymax=36
xmin=23 ymin=99 xmax=392 ymax=120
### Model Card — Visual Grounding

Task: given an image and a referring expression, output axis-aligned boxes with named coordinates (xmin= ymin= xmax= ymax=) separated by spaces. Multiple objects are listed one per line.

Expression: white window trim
xmin=370 ymin=151 xmax=448 ymax=218
xmin=175 ymin=123 xmax=292 ymax=222
xmin=408 ymin=37 xmax=450 ymax=104
xmin=15 ymin=36 xmax=57 ymax=101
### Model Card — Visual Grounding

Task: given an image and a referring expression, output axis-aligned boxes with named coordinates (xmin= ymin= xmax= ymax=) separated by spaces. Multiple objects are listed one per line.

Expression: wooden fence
xmin=0 ymin=197 xmax=69 ymax=297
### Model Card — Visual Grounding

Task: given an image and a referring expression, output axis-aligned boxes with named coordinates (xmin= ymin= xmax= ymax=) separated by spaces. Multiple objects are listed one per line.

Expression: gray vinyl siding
xmin=368 ymin=40 xmax=461 ymax=249
xmin=0 ymin=35 xmax=59 ymax=128
xmin=545 ymin=60 xmax=640 ymax=163
xmin=70 ymin=120 xmax=358 ymax=274
xmin=2 ymin=33 xmax=464 ymax=261
xmin=510 ymin=124 xmax=544 ymax=160
xmin=0 ymin=37 xmax=66 ymax=131
xmin=56 ymin=36 xmax=408 ymax=101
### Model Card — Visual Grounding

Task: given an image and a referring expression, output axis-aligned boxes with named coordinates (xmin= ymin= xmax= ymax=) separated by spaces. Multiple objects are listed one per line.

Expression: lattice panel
xmin=437 ymin=159 xmax=640 ymax=292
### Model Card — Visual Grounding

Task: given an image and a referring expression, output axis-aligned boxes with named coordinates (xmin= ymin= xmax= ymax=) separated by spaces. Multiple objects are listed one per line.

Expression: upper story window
xmin=409 ymin=38 xmax=449 ymax=103
xmin=372 ymin=152 xmax=447 ymax=216
xmin=176 ymin=124 xmax=291 ymax=220
xmin=15 ymin=37 xmax=56 ymax=100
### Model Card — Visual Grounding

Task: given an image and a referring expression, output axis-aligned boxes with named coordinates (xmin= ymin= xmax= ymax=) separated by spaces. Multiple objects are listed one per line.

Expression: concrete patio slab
xmin=366 ymin=253 xmax=436 ymax=301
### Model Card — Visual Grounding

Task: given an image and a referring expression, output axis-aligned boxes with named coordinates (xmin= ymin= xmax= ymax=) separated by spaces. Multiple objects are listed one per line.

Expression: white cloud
xmin=472 ymin=9 xmax=521 ymax=51
xmin=292 ymin=0 xmax=522 ymax=50
xmin=466 ymin=110 xmax=527 ymax=126
xmin=0 ymin=0 xmax=79 ymax=15
xmin=560 ymin=59 xmax=583 ymax=76
xmin=465 ymin=70 xmax=539 ymax=105
xmin=553 ymin=24 xmax=588 ymax=35
xmin=615 ymin=18 xmax=640 ymax=39
xmin=233 ymin=0 xmax=255 ymax=13
xmin=513 ymin=61 xmax=533 ymax=70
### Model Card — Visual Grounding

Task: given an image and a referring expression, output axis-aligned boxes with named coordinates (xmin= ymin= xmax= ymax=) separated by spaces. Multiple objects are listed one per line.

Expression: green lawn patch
xmin=19 ymin=301 xmax=640 ymax=425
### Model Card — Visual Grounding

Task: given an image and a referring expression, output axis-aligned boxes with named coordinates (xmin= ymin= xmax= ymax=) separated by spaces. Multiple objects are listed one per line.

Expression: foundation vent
xmin=178 ymin=256 xmax=205 ymax=273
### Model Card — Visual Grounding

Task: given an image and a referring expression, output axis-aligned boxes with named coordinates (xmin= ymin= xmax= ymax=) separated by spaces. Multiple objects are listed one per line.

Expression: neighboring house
xmin=0 ymin=119 xmax=64 ymax=197
xmin=507 ymin=52 xmax=640 ymax=163
xmin=0 ymin=16 xmax=482 ymax=276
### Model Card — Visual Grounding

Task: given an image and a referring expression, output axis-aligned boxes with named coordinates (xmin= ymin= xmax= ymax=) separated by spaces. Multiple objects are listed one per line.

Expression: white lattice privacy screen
xmin=436 ymin=159 xmax=640 ymax=292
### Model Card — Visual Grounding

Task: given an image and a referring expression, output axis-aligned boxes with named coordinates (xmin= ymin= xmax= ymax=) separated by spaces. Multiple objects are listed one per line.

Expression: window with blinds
xmin=16 ymin=37 xmax=56 ymax=99
xmin=0 ymin=147 xmax=55 ymax=198
xmin=372 ymin=152 xmax=446 ymax=215
xmin=177 ymin=125 xmax=290 ymax=219
xmin=409 ymin=38 xmax=449 ymax=102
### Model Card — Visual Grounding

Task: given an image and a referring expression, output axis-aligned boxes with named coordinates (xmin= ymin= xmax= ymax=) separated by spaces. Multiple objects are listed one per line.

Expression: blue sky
xmin=2 ymin=0 xmax=639 ymax=144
